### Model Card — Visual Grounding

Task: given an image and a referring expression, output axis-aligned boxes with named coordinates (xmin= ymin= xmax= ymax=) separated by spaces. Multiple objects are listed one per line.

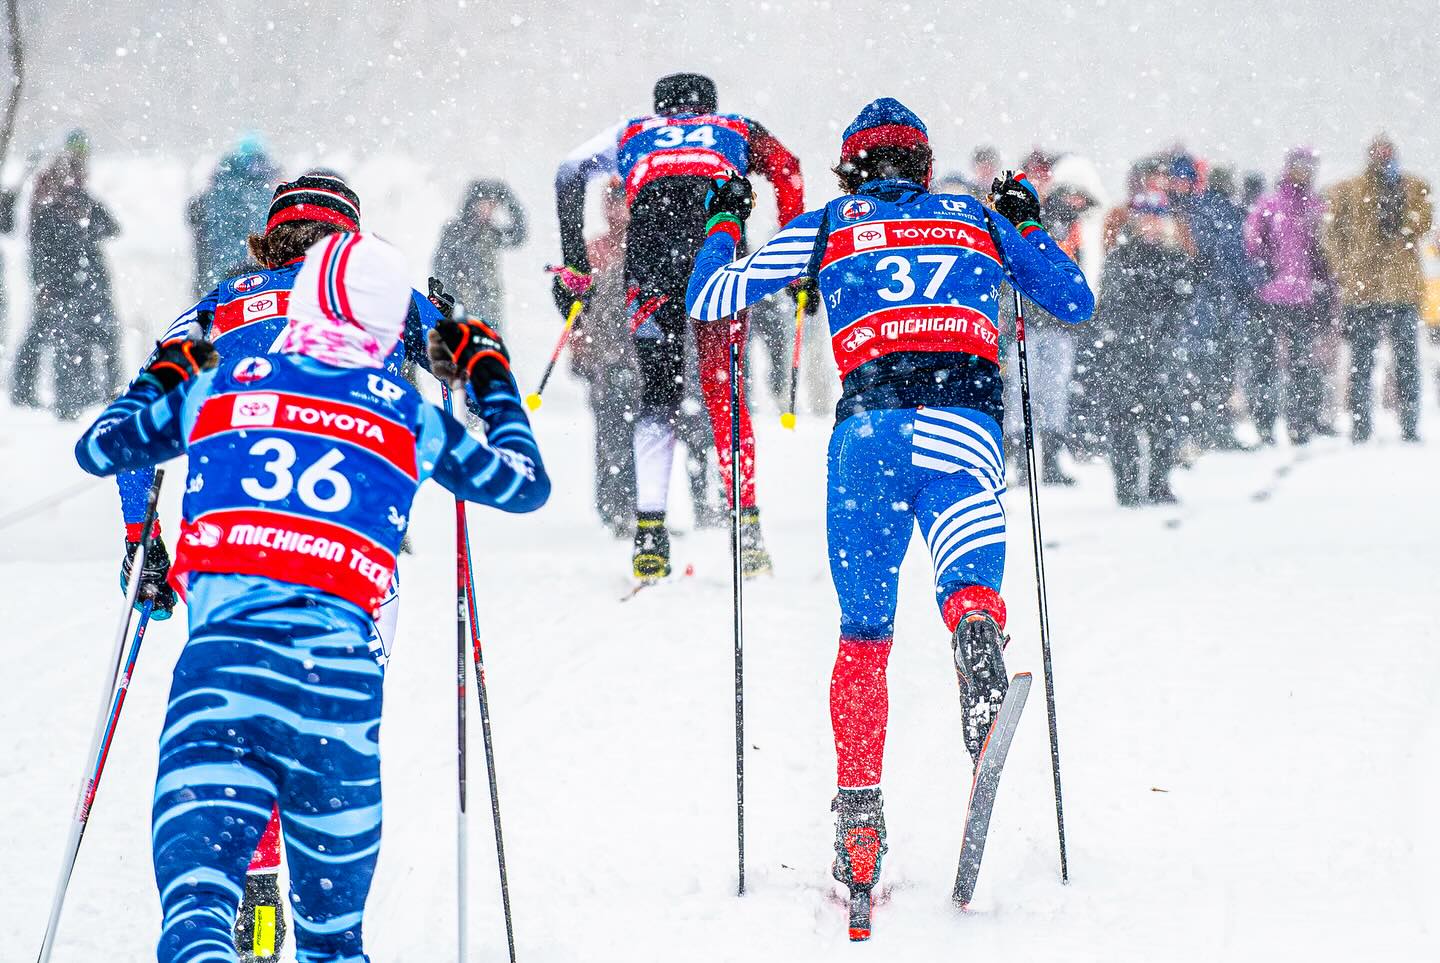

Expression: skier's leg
xmin=153 ymin=613 xmax=285 ymax=963
xmin=236 ymin=805 xmax=286 ymax=962
xmin=629 ymin=291 xmax=685 ymax=577
xmin=694 ymin=309 xmax=757 ymax=510
xmin=825 ymin=410 xmax=916 ymax=889
xmin=274 ymin=609 xmax=384 ymax=962
xmin=695 ymin=307 xmax=772 ymax=573
xmin=910 ymin=406 xmax=1010 ymax=761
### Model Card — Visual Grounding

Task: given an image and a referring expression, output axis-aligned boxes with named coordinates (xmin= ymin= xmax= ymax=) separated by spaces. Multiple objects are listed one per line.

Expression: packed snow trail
xmin=5 ymin=381 xmax=1436 ymax=960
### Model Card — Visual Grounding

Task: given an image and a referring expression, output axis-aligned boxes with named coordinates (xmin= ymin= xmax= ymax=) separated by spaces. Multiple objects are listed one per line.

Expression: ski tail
xmin=954 ymin=672 xmax=1032 ymax=908
xmin=847 ymin=887 xmax=872 ymax=941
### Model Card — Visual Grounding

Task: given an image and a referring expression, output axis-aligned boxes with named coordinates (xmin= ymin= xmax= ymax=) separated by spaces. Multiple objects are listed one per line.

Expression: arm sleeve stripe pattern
xmin=689 ymin=222 xmax=822 ymax=321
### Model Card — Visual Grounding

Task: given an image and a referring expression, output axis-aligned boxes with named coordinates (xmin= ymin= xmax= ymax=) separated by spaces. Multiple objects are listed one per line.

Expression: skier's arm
xmin=402 ymin=290 xmax=487 ymax=420
xmin=687 ymin=207 xmax=826 ymax=321
xmin=987 ymin=212 xmax=1095 ymax=324
xmin=77 ymin=368 xmax=217 ymax=477
xmin=112 ymin=293 xmax=218 ymax=532
xmin=747 ymin=120 xmax=805 ymax=226
xmin=420 ymin=383 xmax=550 ymax=513
xmin=554 ymin=122 xmax=622 ymax=274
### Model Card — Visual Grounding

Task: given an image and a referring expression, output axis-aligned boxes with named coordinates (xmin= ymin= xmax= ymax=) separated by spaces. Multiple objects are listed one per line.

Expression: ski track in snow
xmin=4 ymin=347 xmax=1438 ymax=957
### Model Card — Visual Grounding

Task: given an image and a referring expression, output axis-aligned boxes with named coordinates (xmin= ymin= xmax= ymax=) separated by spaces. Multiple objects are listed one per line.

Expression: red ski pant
xmin=693 ymin=311 xmax=756 ymax=509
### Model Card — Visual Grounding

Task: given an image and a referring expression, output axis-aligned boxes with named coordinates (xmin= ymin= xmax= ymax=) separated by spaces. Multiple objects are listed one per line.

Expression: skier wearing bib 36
xmin=107 ymin=173 xmax=489 ymax=961
xmin=687 ymin=99 xmax=1093 ymax=906
xmin=75 ymin=231 xmax=548 ymax=963
xmin=553 ymin=72 xmax=806 ymax=580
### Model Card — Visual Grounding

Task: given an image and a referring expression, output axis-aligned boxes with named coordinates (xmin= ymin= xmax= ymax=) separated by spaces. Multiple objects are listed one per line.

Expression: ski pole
xmin=38 ymin=469 xmax=165 ymax=963
xmin=442 ymin=385 xmax=471 ymax=962
xmin=728 ymin=330 xmax=746 ymax=896
xmin=1011 ymin=289 xmax=1069 ymax=883
xmin=444 ymin=386 xmax=518 ymax=962
xmin=780 ymin=287 xmax=808 ymax=430
xmin=524 ymin=299 xmax=583 ymax=412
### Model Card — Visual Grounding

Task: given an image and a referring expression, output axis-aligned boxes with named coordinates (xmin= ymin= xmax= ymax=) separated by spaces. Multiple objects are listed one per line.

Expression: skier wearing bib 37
xmin=75 ymin=232 xmax=549 ymax=963
xmin=553 ymin=72 xmax=806 ymax=580
xmin=687 ymin=99 xmax=1093 ymax=906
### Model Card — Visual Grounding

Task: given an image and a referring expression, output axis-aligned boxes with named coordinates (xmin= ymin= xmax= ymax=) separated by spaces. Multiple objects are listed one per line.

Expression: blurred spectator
xmin=1087 ymin=193 xmax=1195 ymax=505
xmin=1175 ymin=162 xmax=1263 ymax=448
xmin=9 ymin=131 xmax=121 ymax=420
xmin=1242 ymin=171 xmax=1266 ymax=209
xmin=1422 ymin=231 xmax=1440 ymax=403
xmin=1105 ymin=154 xmax=1195 ymax=254
xmin=571 ymin=182 xmax=637 ymax=534
xmin=1004 ymin=180 xmax=1097 ymax=486
xmin=1324 ymin=136 xmax=1433 ymax=442
xmin=432 ymin=178 xmax=527 ymax=332
xmin=186 ymin=133 xmax=278 ymax=296
xmin=1244 ymin=148 xmax=1333 ymax=445
xmin=936 ymin=146 xmax=1002 ymax=199
xmin=0 ymin=182 xmax=16 ymax=343
xmin=1022 ymin=148 xmax=1056 ymax=198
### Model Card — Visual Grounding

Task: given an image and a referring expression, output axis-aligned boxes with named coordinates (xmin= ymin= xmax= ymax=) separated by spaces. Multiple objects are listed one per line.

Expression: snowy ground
xmin=4 ymin=351 xmax=1438 ymax=961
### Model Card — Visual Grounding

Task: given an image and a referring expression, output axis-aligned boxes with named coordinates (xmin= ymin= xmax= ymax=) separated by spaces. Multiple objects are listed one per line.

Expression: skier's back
xmin=553 ymin=73 xmax=804 ymax=580
xmin=687 ymin=97 xmax=1093 ymax=923
xmin=75 ymin=232 xmax=548 ymax=963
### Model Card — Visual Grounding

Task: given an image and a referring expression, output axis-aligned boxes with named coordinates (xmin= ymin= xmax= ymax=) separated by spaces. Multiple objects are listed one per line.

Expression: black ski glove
xmin=549 ymin=265 xmax=592 ymax=320
xmin=789 ymin=276 xmax=820 ymax=315
xmin=991 ymin=171 xmax=1043 ymax=230
xmin=121 ymin=536 xmax=178 ymax=620
xmin=427 ymin=276 xmax=460 ymax=319
xmin=705 ymin=172 xmax=755 ymax=235
xmin=428 ymin=317 xmax=513 ymax=397
xmin=140 ymin=338 xmax=219 ymax=393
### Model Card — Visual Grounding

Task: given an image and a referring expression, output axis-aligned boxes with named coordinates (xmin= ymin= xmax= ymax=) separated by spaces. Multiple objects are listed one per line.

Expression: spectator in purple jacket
xmin=1244 ymin=148 xmax=1334 ymax=445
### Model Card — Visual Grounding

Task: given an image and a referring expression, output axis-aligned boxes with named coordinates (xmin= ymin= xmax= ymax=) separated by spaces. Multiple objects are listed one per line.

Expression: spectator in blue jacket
xmin=186 ymin=133 xmax=279 ymax=296
xmin=1171 ymin=157 xmax=1262 ymax=449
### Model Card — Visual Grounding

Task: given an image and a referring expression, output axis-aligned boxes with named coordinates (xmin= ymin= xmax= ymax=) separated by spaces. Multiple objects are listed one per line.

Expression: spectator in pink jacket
xmin=1244 ymin=147 xmax=1334 ymax=444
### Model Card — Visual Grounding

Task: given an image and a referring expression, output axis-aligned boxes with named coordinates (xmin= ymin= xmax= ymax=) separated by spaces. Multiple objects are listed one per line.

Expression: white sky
xmin=18 ymin=0 xmax=1439 ymax=207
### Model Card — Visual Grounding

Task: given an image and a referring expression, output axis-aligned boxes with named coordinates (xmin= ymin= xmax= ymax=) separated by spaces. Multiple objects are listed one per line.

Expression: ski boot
xmin=632 ymin=511 xmax=671 ymax=580
xmin=953 ymin=610 xmax=1010 ymax=765
xmin=832 ymin=787 xmax=887 ymax=941
xmin=233 ymin=869 xmax=286 ymax=963
xmin=738 ymin=507 xmax=773 ymax=578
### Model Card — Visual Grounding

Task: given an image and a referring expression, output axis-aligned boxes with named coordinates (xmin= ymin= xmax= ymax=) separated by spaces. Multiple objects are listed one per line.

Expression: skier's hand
xmin=140 ymin=338 xmax=218 ymax=393
xmin=788 ymin=276 xmax=820 ymax=315
xmin=120 ymin=535 xmax=177 ymax=620
xmin=428 ymin=317 xmax=512 ymax=396
xmin=427 ymin=276 xmax=460 ymax=320
xmin=549 ymin=265 xmax=592 ymax=320
xmin=705 ymin=172 xmax=755 ymax=235
xmin=991 ymin=171 xmax=1043 ymax=230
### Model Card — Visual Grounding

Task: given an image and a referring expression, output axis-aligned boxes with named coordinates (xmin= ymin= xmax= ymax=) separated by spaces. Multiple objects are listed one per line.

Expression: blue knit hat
xmin=841 ymin=98 xmax=929 ymax=161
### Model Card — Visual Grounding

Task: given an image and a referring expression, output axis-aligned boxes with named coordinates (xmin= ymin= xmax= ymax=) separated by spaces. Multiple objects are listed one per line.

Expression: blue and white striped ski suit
xmin=827 ymin=406 xmax=1006 ymax=639
xmin=76 ymin=354 xmax=549 ymax=963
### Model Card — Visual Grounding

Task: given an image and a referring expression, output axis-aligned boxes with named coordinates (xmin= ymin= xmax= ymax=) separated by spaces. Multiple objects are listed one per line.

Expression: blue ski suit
xmin=76 ymin=352 xmax=548 ymax=963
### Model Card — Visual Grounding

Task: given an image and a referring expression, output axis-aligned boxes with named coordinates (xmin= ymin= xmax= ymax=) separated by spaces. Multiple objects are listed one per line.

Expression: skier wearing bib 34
xmin=686 ymin=99 xmax=1093 ymax=905
xmin=553 ymin=72 xmax=806 ymax=580
xmin=75 ymin=231 xmax=548 ymax=963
